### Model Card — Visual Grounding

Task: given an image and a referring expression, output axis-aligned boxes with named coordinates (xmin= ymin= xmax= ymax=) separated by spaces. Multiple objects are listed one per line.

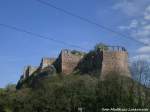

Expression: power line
xmin=0 ymin=24 xmax=133 ymax=63
xmin=35 ymin=0 xmax=149 ymax=46
xmin=0 ymin=23 xmax=89 ymax=51
xmin=0 ymin=23 xmax=134 ymax=62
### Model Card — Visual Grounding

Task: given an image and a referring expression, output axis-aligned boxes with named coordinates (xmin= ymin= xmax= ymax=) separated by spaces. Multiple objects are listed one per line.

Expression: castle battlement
xmin=99 ymin=46 xmax=127 ymax=52
xmin=20 ymin=45 xmax=131 ymax=81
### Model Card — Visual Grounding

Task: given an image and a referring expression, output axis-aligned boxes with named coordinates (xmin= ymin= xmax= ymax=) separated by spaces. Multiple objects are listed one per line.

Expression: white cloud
xmin=118 ymin=4 xmax=150 ymax=45
xmin=118 ymin=19 xmax=138 ymax=30
xmin=132 ymin=24 xmax=150 ymax=38
xmin=113 ymin=0 xmax=150 ymax=16
xmin=129 ymin=20 xmax=138 ymax=28
xmin=114 ymin=1 xmax=150 ymax=62
xmin=113 ymin=1 xmax=137 ymax=16
xmin=131 ymin=54 xmax=150 ymax=62
xmin=118 ymin=26 xmax=129 ymax=30
xmin=144 ymin=5 xmax=150 ymax=20
xmin=137 ymin=46 xmax=150 ymax=54
xmin=138 ymin=38 xmax=150 ymax=45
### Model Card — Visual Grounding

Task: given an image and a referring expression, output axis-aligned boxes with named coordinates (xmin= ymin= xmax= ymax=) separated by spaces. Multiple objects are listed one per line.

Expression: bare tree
xmin=130 ymin=59 xmax=150 ymax=107
xmin=131 ymin=59 xmax=150 ymax=87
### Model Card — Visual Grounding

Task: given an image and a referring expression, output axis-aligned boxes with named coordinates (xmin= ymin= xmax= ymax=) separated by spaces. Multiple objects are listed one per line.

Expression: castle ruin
xmin=21 ymin=58 xmax=56 ymax=80
xmin=20 ymin=45 xmax=131 ymax=81
xmin=22 ymin=66 xmax=38 ymax=79
xmin=54 ymin=49 xmax=85 ymax=74
xmin=100 ymin=46 xmax=131 ymax=80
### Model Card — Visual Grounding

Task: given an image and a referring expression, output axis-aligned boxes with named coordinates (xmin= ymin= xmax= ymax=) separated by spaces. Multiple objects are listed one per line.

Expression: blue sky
xmin=0 ymin=0 xmax=150 ymax=88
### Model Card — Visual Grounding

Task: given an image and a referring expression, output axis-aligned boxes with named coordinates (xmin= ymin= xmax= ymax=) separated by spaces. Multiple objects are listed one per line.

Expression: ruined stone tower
xmin=55 ymin=49 xmax=85 ymax=74
xmin=100 ymin=46 xmax=131 ymax=80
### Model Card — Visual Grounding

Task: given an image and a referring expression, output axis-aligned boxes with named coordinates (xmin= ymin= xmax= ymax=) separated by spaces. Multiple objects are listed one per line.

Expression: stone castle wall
xmin=21 ymin=46 xmax=131 ymax=80
xmin=60 ymin=49 xmax=85 ymax=74
xmin=100 ymin=47 xmax=131 ymax=80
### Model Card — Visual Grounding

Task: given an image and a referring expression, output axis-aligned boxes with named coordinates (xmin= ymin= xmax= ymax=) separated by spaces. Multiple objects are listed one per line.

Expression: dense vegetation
xmin=0 ymin=72 xmax=150 ymax=112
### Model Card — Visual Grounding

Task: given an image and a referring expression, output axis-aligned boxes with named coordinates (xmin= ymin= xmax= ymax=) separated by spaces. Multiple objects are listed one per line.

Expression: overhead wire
xmin=35 ymin=0 xmax=149 ymax=46
xmin=0 ymin=0 xmax=148 ymax=53
xmin=0 ymin=23 xmax=89 ymax=51
xmin=0 ymin=23 xmax=140 ymax=63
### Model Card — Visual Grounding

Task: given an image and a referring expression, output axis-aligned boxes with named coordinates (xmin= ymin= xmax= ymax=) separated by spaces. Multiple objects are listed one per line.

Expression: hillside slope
xmin=4 ymin=71 xmax=147 ymax=112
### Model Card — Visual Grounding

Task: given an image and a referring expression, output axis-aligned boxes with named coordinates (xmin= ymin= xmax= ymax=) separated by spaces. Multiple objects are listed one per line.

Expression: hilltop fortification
xmin=54 ymin=49 xmax=85 ymax=74
xmin=22 ymin=66 xmax=38 ymax=79
xmin=100 ymin=46 xmax=131 ymax=80
xmin=19 ymin=45 xmax=131 ymax=81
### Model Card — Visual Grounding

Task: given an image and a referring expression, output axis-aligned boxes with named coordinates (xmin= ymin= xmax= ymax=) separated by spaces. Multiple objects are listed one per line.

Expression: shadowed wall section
xmin=22 ymin=66 xmax=38 ymax=79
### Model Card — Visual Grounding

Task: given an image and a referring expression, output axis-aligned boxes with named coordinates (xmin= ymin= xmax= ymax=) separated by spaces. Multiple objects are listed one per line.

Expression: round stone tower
xmin=100 ymin=46 xmax=131 ymax=80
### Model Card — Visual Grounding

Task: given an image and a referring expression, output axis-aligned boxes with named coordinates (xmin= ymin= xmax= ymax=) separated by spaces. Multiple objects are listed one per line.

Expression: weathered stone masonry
xmin=100 ymin=46 xmax=131 ymax=80
xmin=20 ymin=46 xmax=131 ymax=80
xmin=54 ymin=49 xmax=85 ymax=74
xmin=21 ymin=58 xmax=56 ymax=79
